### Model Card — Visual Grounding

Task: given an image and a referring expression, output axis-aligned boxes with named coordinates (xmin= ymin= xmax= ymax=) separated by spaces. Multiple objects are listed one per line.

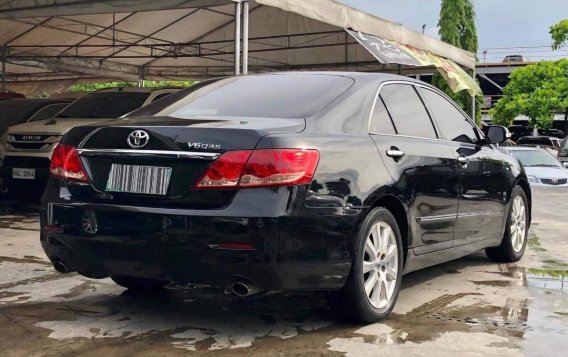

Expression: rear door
xmin=370 ymin=83 xmax=459 ymax=254
xmin=419 ymin=87 xmax=507 ymax=245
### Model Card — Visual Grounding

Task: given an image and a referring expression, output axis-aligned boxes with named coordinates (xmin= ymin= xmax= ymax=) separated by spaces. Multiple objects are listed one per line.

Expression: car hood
xmin=524 ymin=166 xmax=568 ymax=179
xmin=6 ymin=118 xmax=114 ymax=135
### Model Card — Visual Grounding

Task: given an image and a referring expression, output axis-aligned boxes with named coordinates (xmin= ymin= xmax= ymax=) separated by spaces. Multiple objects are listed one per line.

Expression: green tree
xmin=432 ymin=0 xmax=482 ymax=124
xmin=550 ymin=19 xmax=568 ymax=50
xmin=69 ymin=80 xmax=194 ymax=92
xmin=490 ymin=59 xmax=568 ymax=130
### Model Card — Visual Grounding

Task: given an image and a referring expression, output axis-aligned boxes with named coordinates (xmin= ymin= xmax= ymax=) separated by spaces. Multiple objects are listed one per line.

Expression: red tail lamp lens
xmin=49 ymin=144 xmax=89 ymax=183
xmin=239 ymin=149 xmax=319 ymax=187
xmin=195 ymin=150 xmax=252 ymax=188
xmin=194 ymin=149 xmax=319 ymax=189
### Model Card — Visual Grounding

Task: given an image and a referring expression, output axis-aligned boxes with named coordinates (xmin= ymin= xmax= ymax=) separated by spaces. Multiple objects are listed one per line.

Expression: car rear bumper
xmin=40 ymin=191 xmax=358 ymax=292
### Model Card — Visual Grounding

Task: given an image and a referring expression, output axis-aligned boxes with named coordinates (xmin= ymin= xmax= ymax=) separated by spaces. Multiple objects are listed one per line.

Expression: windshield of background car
xmin=517 ymin=137 xmax=552 ymax=146
xmin=510 ymin=150 xmax=562 ymax=167
xmin=129 ymin=75 xmax=354 ymax=119
xmin=56 ymin=92 xmax=150 ymax=119
xmin=0 ymin=101 xmax=48 ymax=129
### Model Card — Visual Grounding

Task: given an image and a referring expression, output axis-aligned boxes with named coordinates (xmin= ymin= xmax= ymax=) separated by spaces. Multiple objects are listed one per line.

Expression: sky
xmin=339 ymin=0 xmax=568 ymax=62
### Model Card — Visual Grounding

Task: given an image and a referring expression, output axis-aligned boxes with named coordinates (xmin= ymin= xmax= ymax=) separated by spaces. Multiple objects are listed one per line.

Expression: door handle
xmin=458 ymin=156 xmax=469 ymax=166
xmin=386 ymin=149 xmax=405 ymax=159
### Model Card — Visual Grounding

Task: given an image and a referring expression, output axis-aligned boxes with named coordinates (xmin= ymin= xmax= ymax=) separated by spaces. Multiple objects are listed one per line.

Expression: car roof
xmin=94 ymin=87 xmax=180 ymax=93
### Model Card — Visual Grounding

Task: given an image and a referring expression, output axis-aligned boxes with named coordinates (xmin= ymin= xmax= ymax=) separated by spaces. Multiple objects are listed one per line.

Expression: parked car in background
xmin=0 ymin=99 xmax=72 ymax=135
xmin=40 ymin=73 xmax=530 ymax=323
xmin=0 ymin=87 xmax=180 ymax=197
xmin=504 ymin=147 xmax=568 ymax=187
xmin=0 ymin=92 xmax=25 ymax=100
xmin=516 ymin=136 xmax=561 ymax=156
xmin=502 ymin=55 xmax=527 ymax=63
xmin=559 ymin=137 xmax=568 ymax=168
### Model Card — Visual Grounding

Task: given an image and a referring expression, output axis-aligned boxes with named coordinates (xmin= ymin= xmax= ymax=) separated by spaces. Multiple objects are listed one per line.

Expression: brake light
xmin=194 ymin=149 xmax=319 ymax=189
xmin=49 ymin=144 xmax=89 ymax=183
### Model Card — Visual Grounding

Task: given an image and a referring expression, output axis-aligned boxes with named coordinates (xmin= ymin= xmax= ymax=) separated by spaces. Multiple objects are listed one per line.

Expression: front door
xmin=370 ymin=83 xmax=459 ymax=254
xmin=418 ymin=87 xmax=507 ymax=245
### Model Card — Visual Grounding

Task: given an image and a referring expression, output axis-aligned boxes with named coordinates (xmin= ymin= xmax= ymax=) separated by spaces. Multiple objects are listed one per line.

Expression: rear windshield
xmin=128 ymin=75 xmax=354 ymax=119
xmin=57 ymin=92 xmax=150 ymax=119
xmin=0 ymin=101 xmax=50 ymax=129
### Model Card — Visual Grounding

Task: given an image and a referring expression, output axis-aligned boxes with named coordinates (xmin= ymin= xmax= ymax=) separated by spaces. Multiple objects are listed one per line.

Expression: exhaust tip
xmin=52 ymin=259 xmax=67 ymax=274
xmin=231 ymin=282 xmax=251 ymax=297
xmin=230 ymin=279 xmax=262 ymax=298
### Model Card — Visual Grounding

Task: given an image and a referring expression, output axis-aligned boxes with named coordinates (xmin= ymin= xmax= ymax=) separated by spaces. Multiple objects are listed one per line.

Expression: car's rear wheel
xmin=486 ymin=186 xmax=528 ymax=262
xmin=111 ymin=276 xmax=169 ymax=292
xmin=339 ymin=207 xmax=403 ymax=323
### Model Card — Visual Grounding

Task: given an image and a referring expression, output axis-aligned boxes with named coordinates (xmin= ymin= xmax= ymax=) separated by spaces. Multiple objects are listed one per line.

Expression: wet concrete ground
xmin=0 ymin=188 xmax=567 ymax=356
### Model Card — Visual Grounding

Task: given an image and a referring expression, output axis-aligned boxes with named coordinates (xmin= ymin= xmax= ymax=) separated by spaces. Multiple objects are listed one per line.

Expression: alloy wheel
xmin=362 ymin=221 xmax=398 ymax=309
xmin=510 ymin=196 xmax=527 ymax=253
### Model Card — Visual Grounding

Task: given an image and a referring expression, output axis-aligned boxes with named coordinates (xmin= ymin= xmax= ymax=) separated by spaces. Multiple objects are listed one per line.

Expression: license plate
xmin=13 ymin=168 xmax=35 ymax=180
xmin=106 ymin=164 xmax=172 ymax=195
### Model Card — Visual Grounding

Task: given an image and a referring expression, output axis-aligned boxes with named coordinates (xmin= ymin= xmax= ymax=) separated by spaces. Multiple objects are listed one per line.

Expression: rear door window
xmin=420 ymin=88 xmax=479 ymax=144
xmin=380 ymin=84 xmax=437 ymax=139
xmin=369 ymin=95 xmax=396 ymax=134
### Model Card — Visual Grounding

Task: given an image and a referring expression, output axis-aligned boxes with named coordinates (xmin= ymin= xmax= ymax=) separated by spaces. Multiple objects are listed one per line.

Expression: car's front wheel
xmin=111 ymin=276 xmax=169 ymax=292
xmin=340 ymin=207 xmax=404 ymax=323
xmin=486 ymin=185 xmax=529 ymax=262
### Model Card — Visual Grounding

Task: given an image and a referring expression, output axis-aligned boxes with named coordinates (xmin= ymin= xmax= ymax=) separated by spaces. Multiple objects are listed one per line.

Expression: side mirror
xmin=484 ymin=125 xmax=508 ymax=144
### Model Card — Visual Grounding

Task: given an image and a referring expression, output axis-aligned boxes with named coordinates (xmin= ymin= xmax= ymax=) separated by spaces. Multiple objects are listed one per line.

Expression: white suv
xmin=0 ymin=87 xmax=179 ymax=196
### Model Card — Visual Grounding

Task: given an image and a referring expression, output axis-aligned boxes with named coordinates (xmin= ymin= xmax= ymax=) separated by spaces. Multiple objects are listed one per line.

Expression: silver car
xmin=504 ymin=147 xmax=568 ymax=187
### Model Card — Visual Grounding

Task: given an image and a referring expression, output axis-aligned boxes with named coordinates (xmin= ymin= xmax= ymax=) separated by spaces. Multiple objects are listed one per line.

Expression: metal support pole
xmin=1 ymin=47 xmax=6 ymax=93
xmin=472 ymin=68 xmax=476 ymax=121
xmin=242 ymin=1 xmax=249 ymax=74
xmin=138 ymin=66 xmax=145 ymax=88
xmin=234 ymin=1 xmax=242 ymax=75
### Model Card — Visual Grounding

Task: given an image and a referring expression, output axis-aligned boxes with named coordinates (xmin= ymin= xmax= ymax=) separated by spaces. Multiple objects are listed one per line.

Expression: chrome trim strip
xmin=417 ymin=214 xmax=458 ymax=223
xmin=417 ymin=211 xmax=502 ymax=223
xmin=77 ymin=149 xmax=220 ymax=160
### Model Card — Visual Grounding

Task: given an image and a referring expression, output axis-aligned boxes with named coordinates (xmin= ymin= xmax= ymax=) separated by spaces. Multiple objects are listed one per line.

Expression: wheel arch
xmin=370 ymin=195 xmax=410 ymax=266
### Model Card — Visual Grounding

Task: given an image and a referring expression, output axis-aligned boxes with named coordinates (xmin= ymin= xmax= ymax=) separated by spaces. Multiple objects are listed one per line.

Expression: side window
xmin=151 ymin=92 xmax=173 ymax=103
xmin=420 ymin=88 xmax=478 ymax=144
xmin=369 ymin=94 xmax=396 ymax=134
xmin=380 ymin=84 xmax=437 ymax=139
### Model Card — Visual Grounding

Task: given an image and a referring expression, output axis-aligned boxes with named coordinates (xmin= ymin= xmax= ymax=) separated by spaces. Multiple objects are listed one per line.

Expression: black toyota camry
xmin=40 ymin=72 xmax=531 ymax=323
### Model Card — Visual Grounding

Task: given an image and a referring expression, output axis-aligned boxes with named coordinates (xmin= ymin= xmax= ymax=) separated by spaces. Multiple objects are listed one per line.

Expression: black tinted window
xmin=369 ymin=95 xmax=396 ymax=134
xmin=0 ymin=100 xmax=52 ymax=129
xmin=135 ymin=75 xmax=354 ymax=119
xmin=57 ymin=92 xmax=149 ymax=119
xmin=420 ymin=89 xmax=478 ymax=143
xmin=380 ymin=84 xmax=437 ymax=139
xmin=151 ymin=92 xmax=173 ymax=103
xmin=28 ymin=103 xmax=68 ymax=122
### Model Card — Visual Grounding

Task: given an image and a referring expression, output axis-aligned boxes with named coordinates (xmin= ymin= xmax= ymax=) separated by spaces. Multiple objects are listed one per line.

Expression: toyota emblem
xmin=127 ymin=130 xmax=149 ymax=149
xmin=552 ymin=178 xmax=559 ymax=184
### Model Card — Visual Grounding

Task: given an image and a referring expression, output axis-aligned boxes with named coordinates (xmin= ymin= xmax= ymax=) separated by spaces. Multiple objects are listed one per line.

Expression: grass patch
xmin=555 ymin=312 xmax=568 ymax=317
xmin=543 ymin=259 xmax=568 ymax=267
xmin=528 ymin=234 xmax=546 ymax=252
xmin=528 ymin=268 xmax=568 ymax=279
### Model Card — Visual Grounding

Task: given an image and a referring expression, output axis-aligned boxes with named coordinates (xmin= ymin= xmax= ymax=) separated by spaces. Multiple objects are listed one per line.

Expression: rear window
xmin=57 ymin=92 xmax=150 ymax=119
xmin=133 ymin=75 xmax=354 ymax=119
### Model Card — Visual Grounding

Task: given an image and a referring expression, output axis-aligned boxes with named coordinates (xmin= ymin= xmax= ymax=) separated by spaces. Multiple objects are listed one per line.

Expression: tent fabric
xmin=0 ymin=0 xmax=477 ymax=95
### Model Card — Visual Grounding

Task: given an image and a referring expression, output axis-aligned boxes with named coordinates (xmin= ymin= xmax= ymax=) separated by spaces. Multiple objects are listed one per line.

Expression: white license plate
xmin=106 ymin=164 xmax=172 ymax=195
xmin=13 ymin=168 xmax=35 ymax=180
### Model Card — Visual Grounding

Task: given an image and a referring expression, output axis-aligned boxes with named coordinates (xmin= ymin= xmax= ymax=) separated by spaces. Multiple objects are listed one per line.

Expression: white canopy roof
xmin=0 ymin=0 xmax=476 ymax=94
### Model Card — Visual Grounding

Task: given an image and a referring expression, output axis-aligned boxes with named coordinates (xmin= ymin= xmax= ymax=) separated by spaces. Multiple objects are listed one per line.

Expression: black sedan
xmin=40 ymin=72 xmax=531 ymax=323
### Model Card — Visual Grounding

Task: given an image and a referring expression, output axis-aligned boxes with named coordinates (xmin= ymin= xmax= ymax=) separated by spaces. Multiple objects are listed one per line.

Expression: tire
xmin=485 ymin=185 xmax=529 ymax=262
xmin=111 ymin=276 xmax=169 ymax=292
xmin=338 ymin=207 xmax=404 ymax=323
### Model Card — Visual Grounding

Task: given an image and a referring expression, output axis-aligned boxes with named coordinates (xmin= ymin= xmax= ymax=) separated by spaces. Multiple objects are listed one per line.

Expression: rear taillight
xmin=49 ymin=144 xmax=89 ymax=183
xmin=194 ymin=149 xmax=319 ymax=189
